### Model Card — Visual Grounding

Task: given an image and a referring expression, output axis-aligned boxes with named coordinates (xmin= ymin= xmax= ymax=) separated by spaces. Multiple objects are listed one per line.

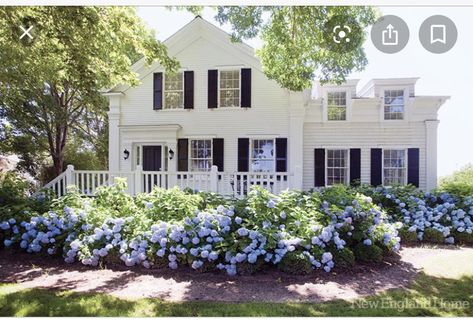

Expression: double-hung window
xmin=164 ymin=72 xmax=184 ymax=109
xmin=383 ymin=149 xmax=406 ymax=185
xmin=326 ymin=149 xmax=349 ymax=185
xmin=384 ymin=89 xmax=404 ymax=120
xmin=250 ymin=139 xmax=275 ymax=172
xmin=189 ymin=139 xmax=212 ymax=171
xmin=219 ymin=70 xmax=240 ymax=107
xmin=327 ymin=91 xmax=347 ymax=121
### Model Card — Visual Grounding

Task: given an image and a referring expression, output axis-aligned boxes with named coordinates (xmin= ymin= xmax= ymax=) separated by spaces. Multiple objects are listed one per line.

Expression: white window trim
xmin=163 ymin=72 xmax=185 ymax=110
xmin=325 ymin=148 xmax=350 ymax=186
xmin=217 ymin=68 xmax=241 ymax=108
xmin=382 ymin=148 xmax=408 ymax=186
xmin=249 ymin=138 xmax=276 ymax=173
xmin=380 ymin=86 xmax=410 ymax=122
xmin=189 ymin=139 xmax=213 ymax=172
xmin=322 ymin=89 xmax=352 ymax=122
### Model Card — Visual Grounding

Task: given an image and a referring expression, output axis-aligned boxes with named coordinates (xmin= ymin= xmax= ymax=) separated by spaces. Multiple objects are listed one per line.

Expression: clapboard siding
xmin=302 ymin=122 xmax=428 ymax=190
xmin=106 ymin=17 xmax=444 ymax=191
xmin=118 ymin=36 xmax=290 ymax=172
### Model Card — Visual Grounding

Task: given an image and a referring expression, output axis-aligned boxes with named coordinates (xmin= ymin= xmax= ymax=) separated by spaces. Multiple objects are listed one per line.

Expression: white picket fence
xmin=39 ymin=165 xmax=293 ymax=198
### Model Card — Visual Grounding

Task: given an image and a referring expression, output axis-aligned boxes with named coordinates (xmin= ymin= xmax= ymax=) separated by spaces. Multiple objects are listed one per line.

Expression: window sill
xmin=154 ymin=108 xmax=192 ymax=112
xmin=210 ymin=106 xmax=249 ymax=110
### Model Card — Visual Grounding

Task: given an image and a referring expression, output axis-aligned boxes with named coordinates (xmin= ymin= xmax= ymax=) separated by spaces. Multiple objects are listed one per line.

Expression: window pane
xmin=384 ymin=90 xmax=404 ymax=120
xmin=383 ymin=149 xmax=406 ymax=185
xmin=327 ymin=91 xmax=347 ymax=121
xmin=219 ymin=70 xmax=240 ymax=107
xmin=326 ymin=149 xmax=348 ymax=185
xmin=189 ymin=140 xmax=212 ymax=171
xmin=250 ymin=139 xmax=275 ymax=172
xmin=164 ymin=72 xmax=184 ymax=109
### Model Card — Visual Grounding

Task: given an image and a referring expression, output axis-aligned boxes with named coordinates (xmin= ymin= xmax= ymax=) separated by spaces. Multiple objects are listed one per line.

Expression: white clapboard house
xmin=43 ymin=16 xmax=448 ymax=197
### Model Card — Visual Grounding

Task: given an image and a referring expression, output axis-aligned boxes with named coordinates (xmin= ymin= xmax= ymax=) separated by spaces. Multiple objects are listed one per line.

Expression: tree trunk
xmin=52 ymin=154 xmax=64 ymax=177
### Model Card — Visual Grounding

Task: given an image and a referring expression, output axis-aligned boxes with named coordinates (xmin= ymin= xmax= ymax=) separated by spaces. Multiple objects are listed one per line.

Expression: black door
xmin=142 ymin=146 xmax=162 ymax=171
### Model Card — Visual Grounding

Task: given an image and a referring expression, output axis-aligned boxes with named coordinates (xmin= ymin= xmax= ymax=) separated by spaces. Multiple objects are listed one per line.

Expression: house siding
xmin=105 ymin=17 xmax=446 ymax=192
xmin=302 ymin=122 xmax=427 ymax=190
xmin=117 ymin=36 xmax=290 ymax=173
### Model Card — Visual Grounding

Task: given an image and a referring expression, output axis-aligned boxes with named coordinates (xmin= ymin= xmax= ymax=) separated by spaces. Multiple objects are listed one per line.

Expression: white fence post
xmin=210 ymin=165 xmax=218 ymax=193
xmin=65 ymin=164 xmax=75 ymax=192
xmin=134 ymin=165 xmax=143 ymax=195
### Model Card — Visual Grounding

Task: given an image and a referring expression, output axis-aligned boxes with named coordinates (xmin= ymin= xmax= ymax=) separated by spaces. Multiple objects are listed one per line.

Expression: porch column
xmin=425 ymin=120 xmax=440 ymax=191
xmin=106 ymin=94 xmax=122 ymax=173
xmin=167 ymin=140 xmax=178 ymax=188
xmin=288 ymin=91 xmax=306 ymax=190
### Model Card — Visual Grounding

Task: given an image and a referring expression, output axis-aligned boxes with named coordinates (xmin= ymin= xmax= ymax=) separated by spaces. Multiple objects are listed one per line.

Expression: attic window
xmin=164 ymin=72 xmax=184 ymax=109
xmin=327 ymin=91 xmax=347 ymax=121
xmin=384 ymin=89 xmax=404 ymax=120
xmin=219 ymin=70 xmax=240 ymax=107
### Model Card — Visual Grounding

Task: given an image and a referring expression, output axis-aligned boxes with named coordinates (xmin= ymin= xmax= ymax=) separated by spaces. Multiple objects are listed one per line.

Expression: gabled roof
xmin=105 ymin=16 xmax=260 ymax=94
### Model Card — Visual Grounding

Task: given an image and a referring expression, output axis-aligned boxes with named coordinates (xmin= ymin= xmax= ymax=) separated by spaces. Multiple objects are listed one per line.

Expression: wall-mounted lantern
xmin=123 ymin=149 xmax=130 ymax=160
xmin=168 ymin=149 xmax=175 ymax=160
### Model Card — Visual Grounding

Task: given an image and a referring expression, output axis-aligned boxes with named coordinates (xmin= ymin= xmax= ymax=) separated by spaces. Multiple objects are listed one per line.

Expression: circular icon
xmin=323 ymin=15 xmax=363 ymax=53
xmin=14 ymin=16 xmax=37 ymax=46
xmin=371 ymin=15 xmax=409 ymax=54
xmin=419 ymin=15 xmax=457 ymax=54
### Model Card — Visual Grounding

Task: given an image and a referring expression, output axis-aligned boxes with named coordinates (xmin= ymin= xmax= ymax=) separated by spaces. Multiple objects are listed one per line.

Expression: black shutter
xmin=212 ymin=138 xmax=224 ymax=172
xmin=314 ymin=149 xmax=325 ymax=187
xmin=184 ymin=71 xmax=194 ymax=109
xmin=208 ymin=70 xmax=218 ymax=108
xmin=153 ymin=73 xmax=163 ymax=110
xmin=371 ymin=149 xmax=383 ymax=186
xmin=237 ymin=138 xmax=249 ymax=172
xmin=275 ymin=138 xmax=287 ymax=172
xmin=241 ymin=68 xmax=252 ymax=108
xmin=177 ymin=139 xmax=188 ymax=171
xmin=407 ymin=148 xmax=420 ymax=187
xmin=350 ymin=148 xmax=361 ymax=185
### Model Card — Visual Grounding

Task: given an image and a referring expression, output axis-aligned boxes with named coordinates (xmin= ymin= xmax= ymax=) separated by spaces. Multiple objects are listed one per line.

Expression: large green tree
xmin=186 ymin=6 xmax=377 ymax=91
xmin=0 ymin=7 xmax=179 ymax=176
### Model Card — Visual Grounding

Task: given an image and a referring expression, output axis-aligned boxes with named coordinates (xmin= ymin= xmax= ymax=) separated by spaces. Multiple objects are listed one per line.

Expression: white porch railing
xmin=40 ymin=165 xmax=293 ymax=198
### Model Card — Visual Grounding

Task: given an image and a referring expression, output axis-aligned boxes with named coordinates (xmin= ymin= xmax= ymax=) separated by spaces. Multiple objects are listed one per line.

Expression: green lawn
xmin=0 ymin=272 xmax=472 ymax=317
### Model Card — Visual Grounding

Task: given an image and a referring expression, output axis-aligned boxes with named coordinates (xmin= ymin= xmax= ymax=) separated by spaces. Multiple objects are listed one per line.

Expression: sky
xmin=137 ymin=6 xmax=473 ymax=177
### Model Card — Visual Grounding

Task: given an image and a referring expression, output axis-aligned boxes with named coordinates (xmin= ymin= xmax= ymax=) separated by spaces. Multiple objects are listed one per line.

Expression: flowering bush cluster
xmin=0 ymin=179 xmax=401 ymax=276
xmin=358 ymin=185 xmax=473 ymax=245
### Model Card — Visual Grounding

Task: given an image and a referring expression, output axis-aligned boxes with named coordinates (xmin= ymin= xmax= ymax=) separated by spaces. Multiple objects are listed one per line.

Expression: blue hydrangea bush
xmin=0 ymin=179 xmax=401 ymax=276
xmin=358 ymin=185 xmax=473 ymax=245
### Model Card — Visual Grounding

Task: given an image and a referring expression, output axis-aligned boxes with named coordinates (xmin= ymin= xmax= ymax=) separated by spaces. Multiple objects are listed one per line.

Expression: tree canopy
xmin=191 ymin=6 xmax=378 ymax=91
xmin=0 ymin=7 xmax=179 ymax=177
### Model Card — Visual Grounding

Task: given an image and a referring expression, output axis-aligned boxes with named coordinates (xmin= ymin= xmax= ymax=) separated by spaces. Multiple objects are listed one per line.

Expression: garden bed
xmin=1 ymin=179 xmax=472 ymax=277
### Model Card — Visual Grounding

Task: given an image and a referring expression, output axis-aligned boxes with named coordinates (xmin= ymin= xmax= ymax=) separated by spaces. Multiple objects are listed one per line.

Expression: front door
xmin=142 ymin=145 xmax=162 ymax=171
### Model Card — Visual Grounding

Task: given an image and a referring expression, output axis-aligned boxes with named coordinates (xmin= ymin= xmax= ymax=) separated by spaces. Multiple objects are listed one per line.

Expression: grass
xmin=0 ymin=272 xmax=472 ymax=317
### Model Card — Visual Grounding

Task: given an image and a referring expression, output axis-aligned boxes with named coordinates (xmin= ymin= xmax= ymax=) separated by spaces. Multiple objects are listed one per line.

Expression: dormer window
xmin=219 ymin=70 xmax=240 ymax=107
xmin=327 ymin=91 xmax=347 ymax=121
xmin=384 ymin=89 xmax=404 ymax=120
xmin=164 ymin=72 xmax=184 ymax=109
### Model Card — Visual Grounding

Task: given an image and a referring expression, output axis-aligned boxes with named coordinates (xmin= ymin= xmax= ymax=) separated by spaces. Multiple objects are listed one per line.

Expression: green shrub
xmin=333 ymin=248 xmax=355 ymax=267
xmin=439 ymin=164 xmax=473 ymax=197
xmin=452 ymin=231 xmax=473 ymax=245
xmin=136 ymin=186 xmax=202 ymax=222
xmin=398 ymin=227 xmax=418 ymax=244
xmin=354 ymin=243 xmax=383 ymax=263
xmin=278 ymin=251 xmax=313 ymax=275
xmin=0 ymin=171 xmax=51 ymax=222
xmin=423 ymin=228 xmax=445 ymax=244
xmin=237 ymin=259 xmax=265 ymax=275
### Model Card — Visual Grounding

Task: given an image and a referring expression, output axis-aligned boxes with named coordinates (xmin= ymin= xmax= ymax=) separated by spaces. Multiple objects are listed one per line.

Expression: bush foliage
xmin=439 ymin=164 xmax=473 ymax=197
xmin=0 ymin=177 xmax=472 ymax=276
